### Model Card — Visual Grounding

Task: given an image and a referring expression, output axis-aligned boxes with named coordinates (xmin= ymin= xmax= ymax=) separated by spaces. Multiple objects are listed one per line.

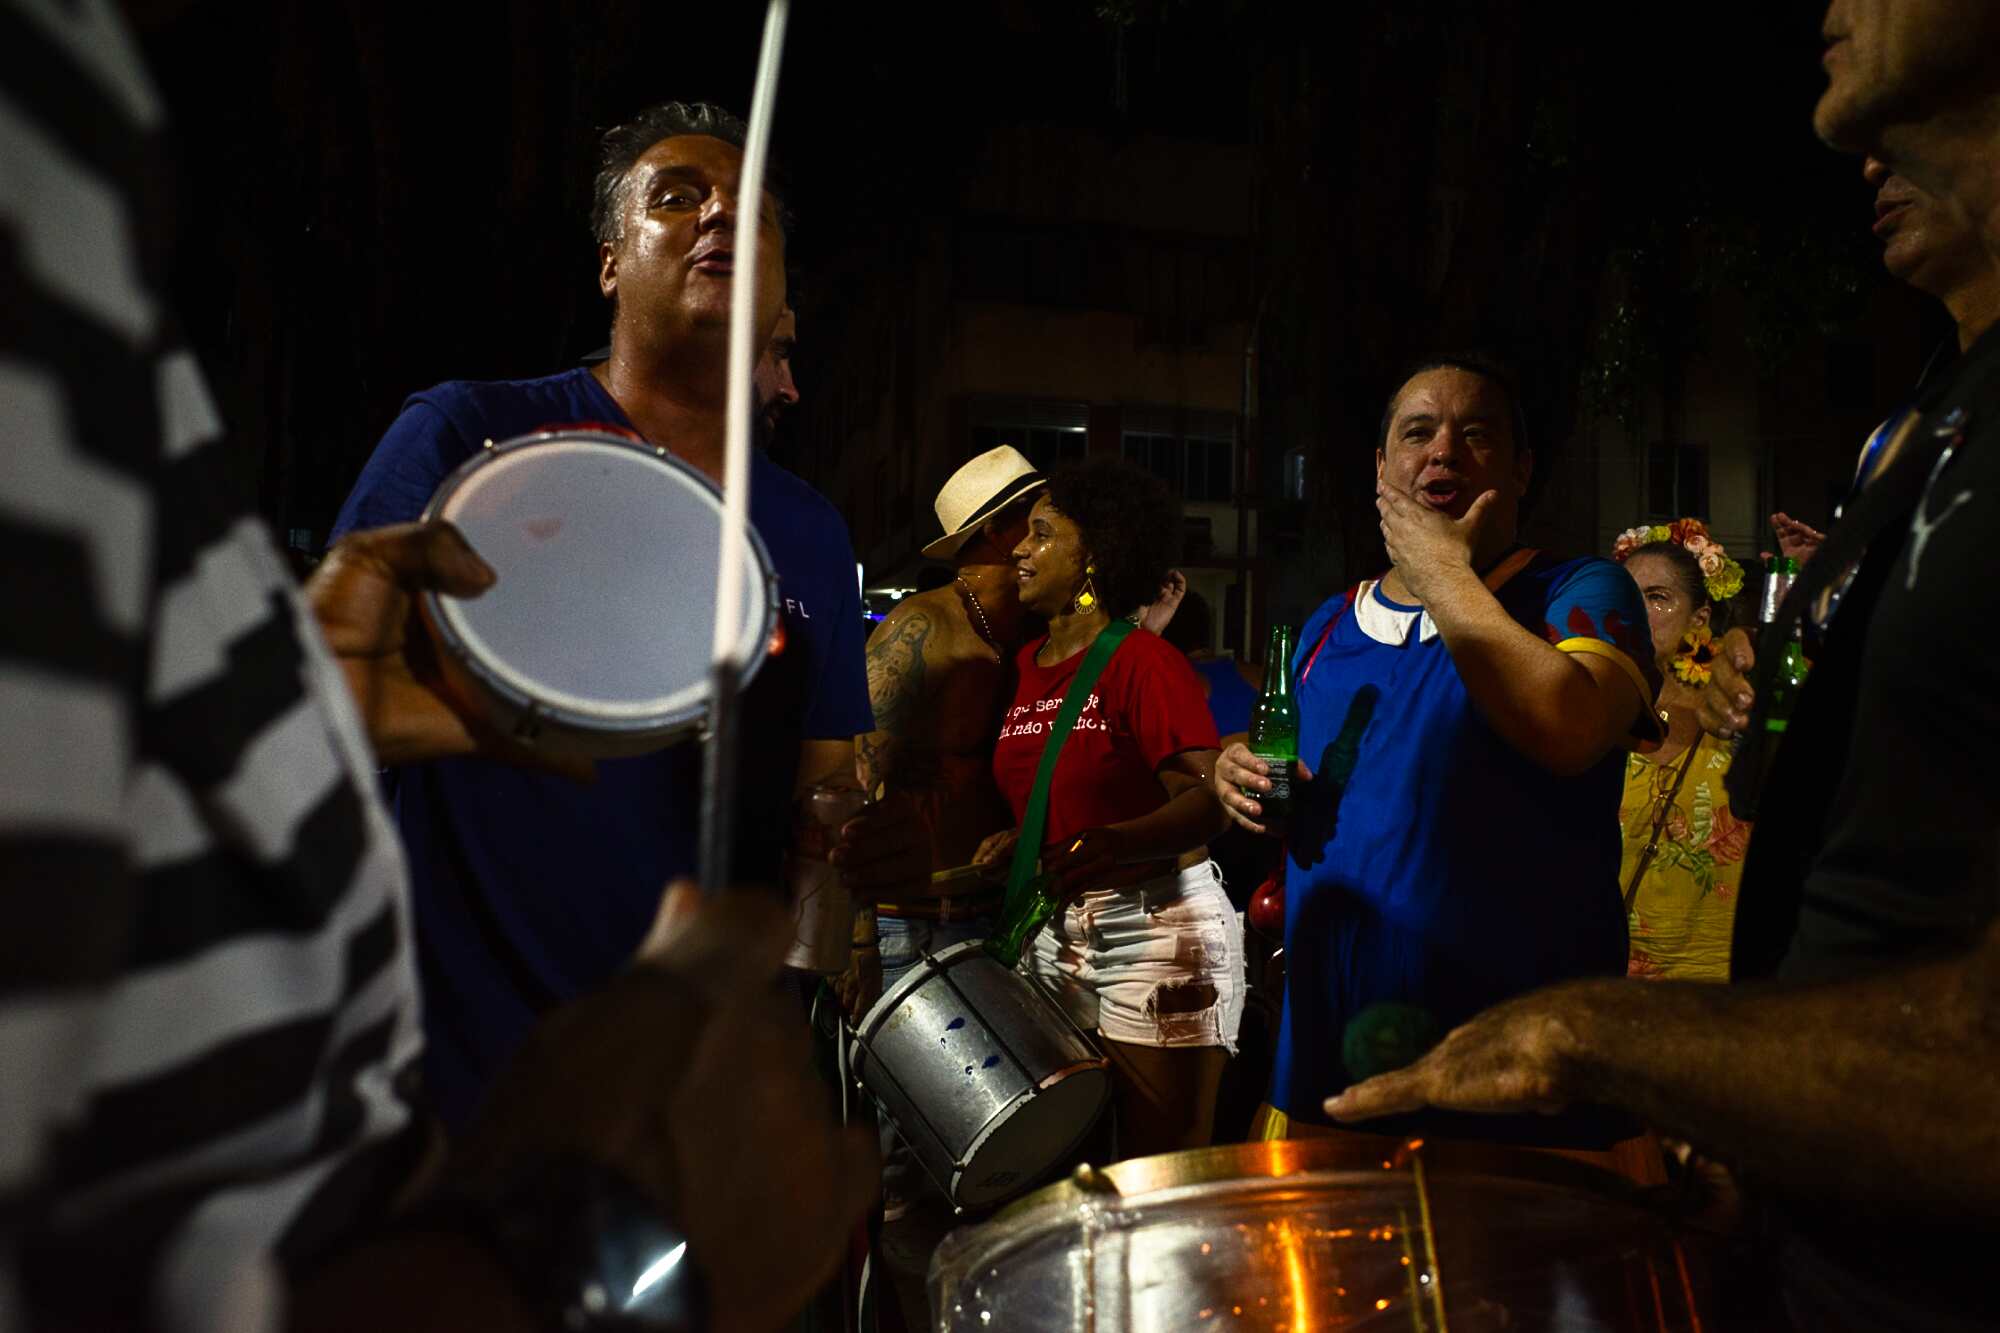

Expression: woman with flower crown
xmin=1609 ymin=519 xmax=1749 ymax=981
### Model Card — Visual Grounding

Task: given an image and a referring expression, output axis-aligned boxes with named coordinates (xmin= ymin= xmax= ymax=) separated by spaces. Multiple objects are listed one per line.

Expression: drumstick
xmin=699 ymin=0 xmax=790 ymax=896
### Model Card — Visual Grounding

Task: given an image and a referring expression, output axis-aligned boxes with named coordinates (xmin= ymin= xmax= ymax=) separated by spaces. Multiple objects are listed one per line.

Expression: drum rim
xmin=976 ymin=1134 xmax=1647 ymax=1230
xmin=418 ymin=428 xmax=778 ymax=733
xmin=851 ymin=935 xmax=998 ymax=1039
xmin=950 ymin=1059 xmax=1111 ymax=1208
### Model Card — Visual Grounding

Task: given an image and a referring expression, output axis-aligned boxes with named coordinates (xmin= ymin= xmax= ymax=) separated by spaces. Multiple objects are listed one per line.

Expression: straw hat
xmin=921 ymin=445 xmax=1047 ymax=560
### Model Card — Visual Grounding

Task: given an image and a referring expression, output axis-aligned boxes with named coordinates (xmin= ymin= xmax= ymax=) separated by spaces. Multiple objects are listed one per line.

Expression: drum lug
xmin=1070 ymin=1162 xmax=1121 ymax=1196
xmin=512 ymin=700 xmax=545 ymax=744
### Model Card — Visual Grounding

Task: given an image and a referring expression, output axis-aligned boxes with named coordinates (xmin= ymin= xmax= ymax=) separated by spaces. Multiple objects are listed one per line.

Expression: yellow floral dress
xmin=1617 ymin=733 xmax=1751 ymax=981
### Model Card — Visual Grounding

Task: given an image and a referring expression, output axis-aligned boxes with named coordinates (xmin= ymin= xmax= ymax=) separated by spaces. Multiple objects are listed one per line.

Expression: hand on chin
xmin=1376 ymin=478 xmax=1496 ymax=603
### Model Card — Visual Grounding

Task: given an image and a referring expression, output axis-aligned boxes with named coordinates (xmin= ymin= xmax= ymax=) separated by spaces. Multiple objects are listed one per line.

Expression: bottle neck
xmin=1263 ymin=626 xmax=1295 ymax=697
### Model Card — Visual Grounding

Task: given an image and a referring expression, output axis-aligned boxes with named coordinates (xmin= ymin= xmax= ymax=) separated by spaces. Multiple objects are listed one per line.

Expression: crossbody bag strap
xmin=1623 ymin=738 xmax=1701 ymax=913
xmin=1003 ymin=619 xmax=1137 ymax=911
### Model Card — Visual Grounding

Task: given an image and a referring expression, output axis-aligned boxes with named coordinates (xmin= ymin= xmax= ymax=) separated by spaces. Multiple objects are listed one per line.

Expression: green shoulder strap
xmin=1003 ymin=619 xmax=1136 ymax=913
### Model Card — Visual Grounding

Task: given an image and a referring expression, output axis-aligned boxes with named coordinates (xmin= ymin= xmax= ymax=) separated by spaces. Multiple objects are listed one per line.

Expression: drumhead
xmin=422 ymin=431 xmax=775 ymax=734
xmin=955 ymin=1062 xmax=1110 ymax=1207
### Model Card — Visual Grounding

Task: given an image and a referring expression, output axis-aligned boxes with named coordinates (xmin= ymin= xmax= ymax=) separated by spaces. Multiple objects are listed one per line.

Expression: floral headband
xmin=1612 ymin=517 xmax=1745 ymax=603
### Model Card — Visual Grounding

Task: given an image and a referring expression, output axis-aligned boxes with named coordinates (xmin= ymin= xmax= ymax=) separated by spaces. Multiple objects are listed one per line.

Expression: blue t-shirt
xmin=1271 ymin=552 xmax=1658 ymax=1146
xmin=1194 ymin=657 xmax=1259 ymax=737
xmin=330 ymin=368 xmax=874 ymax=1128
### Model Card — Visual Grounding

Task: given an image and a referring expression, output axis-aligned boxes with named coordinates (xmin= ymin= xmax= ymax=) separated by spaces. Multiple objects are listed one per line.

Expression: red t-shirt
xmin=992 ymin=628 xmax=1221 ymax=851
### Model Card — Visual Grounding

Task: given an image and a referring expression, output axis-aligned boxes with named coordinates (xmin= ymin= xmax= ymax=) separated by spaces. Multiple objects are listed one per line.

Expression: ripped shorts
xmin=1025 ymin=859 xmax=1244 ymax=1053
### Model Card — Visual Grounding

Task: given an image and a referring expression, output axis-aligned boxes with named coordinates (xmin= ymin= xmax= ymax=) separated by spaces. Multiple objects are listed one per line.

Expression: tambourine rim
xmin=417 ymin=428 xmax=778 ymax=733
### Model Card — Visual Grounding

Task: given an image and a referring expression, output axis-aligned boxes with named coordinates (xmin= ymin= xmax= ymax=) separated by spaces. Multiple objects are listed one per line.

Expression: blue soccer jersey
xmin=1271 ymin=551 xmax=1659 ymax=1147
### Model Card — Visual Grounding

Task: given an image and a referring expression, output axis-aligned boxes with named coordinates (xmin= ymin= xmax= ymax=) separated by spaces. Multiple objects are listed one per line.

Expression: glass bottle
xmin=1244 ymin=623 xmax=1298 ymax=825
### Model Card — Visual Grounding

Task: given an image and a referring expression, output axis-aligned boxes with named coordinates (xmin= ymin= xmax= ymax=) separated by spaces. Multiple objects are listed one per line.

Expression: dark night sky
xmin=131 ymin=0 xmax=1933 ymax=559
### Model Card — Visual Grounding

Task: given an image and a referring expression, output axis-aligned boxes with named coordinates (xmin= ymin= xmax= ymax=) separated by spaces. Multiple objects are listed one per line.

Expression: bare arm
xmin=1109 ymin=751 xmax=1231 ymax=858
xmin=1418 ymin=562 xmax=1647 ymax=776
xmin=797 ymin=737 xmax=858 ymax=793
xmin=1329 ymin=921 xmax=2000 ymax=1218
xmin=854 ymin=603 xmax=937 ymax=794
xmin=1050 ymin=750 xmax=1230 ymax=892
xmin=1376 ymin=480 xmax=1645 ymax=775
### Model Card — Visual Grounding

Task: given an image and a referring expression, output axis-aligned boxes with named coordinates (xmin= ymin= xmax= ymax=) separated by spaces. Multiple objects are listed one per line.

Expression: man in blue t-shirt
xmin=330 ymin=101 xmax=913 ymax=1129
xmin=1212 ymin=356 xmax=1660 ymax=1148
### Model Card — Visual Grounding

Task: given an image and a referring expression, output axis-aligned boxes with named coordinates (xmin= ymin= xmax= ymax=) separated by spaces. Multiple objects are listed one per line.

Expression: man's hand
xmin=470 ymin=882 xmax=879 ymax=1333
xmin=1771 ymin=512 xmax=1825 ymax=567
xmin=1138 ymin=569 xmax=1188 ymax=636
xmin=829 ymin=788 xmax=928 ymax=900
xmin=1324 ymin=984 xmax=1591 ymax=1124
xmin=1376 ymin=478 xmax=1499 ymax=603
xmin=1211 ymin=741 xmax=1313 ymax=835
xmin=306 ymin=521 xmax=590 ymax=779
xmin=1696 ymin=627 xmax=1757 ymax=740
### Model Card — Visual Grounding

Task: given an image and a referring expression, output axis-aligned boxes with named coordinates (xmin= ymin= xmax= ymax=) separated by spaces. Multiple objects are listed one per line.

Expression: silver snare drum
xmin=932 ymin=1139 xmax=1711 ymax=1331
xmin=849 ymin=940 xmax=1110 ymax=1211
xmin=418 ymin=429 xmax=776 ymax=758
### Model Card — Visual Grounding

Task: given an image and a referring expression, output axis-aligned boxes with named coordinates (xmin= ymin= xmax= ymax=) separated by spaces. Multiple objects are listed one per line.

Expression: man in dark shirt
xmin=1328 ymin=5 xmax=2000 ymax=1329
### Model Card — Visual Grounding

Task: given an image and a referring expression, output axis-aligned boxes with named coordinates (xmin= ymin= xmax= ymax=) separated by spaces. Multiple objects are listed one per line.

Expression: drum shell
xmin=931 ymin=1137 xmax=1711 ymax=1331
xmin=850 ymin=940 xmax=1109 ymax=1211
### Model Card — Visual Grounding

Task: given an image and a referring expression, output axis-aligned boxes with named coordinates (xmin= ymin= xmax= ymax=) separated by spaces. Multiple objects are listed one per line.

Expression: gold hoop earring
xmin=1072 ymin=564 xmax=1098 ymax=613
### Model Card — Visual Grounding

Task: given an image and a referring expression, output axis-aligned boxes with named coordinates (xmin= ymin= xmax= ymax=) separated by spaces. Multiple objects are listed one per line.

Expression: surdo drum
xmin=931 ymin=1137 xmax=1712 ymax=1331
xmin=849 ymin=940 xmax=1111 ymax=1211
xmin=419 ymin=429 xmax=777 ymax=758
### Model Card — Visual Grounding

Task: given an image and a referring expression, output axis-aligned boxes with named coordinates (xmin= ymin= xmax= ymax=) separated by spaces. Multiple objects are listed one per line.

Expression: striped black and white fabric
xmin=2 ymin=3 xmax=425 ymax=1328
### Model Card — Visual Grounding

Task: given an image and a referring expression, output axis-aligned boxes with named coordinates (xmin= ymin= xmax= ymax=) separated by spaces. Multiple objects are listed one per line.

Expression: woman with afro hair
xmin=974 ymin=456 xmax=1243 ymax=1158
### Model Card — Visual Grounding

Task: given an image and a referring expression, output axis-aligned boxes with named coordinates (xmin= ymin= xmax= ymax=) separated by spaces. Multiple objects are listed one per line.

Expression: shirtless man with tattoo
xmin=841 ymin=447 xmax=1044 ymax=1243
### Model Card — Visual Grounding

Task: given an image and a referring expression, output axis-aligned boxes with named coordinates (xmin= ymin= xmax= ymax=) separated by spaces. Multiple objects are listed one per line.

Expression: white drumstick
xmin=701 ymin=0 xmax=789 ymax=894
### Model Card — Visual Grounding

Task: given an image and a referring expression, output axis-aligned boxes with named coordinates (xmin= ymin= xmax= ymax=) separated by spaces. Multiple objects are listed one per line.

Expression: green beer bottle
xmin=985 ymin=867 xmax=1061 ymax=967
xmin=1762 ymin=622 xmax=1811 ymax=735
xmin=1245 ymin=623 xmax=1299 ymax=825
xmin=1758 ymin=555 xmax=1809 ymax=736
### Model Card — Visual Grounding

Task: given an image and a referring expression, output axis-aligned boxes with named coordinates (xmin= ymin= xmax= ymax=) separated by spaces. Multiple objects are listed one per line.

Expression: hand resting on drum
xmin=306 ymin=520 xmax=593 ymax=780
xmin=1328 ymin=934 xmax=2000 ymax=1225
xmin=1323 ymin=984 xmax=1583 ymax=1123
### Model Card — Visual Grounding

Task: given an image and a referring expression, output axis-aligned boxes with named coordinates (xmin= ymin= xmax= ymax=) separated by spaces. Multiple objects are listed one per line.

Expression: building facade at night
xmin=783 ymin=124 xmax=1267 ymax=655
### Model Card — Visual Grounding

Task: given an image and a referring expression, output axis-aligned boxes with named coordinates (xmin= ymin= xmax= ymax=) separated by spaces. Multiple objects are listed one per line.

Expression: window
xmin=970 ymin=398 xmax=1089 ymax=472
xmin=1646 ymin=443 xmax=1709 ymax=519
xmin=1184 ymin=435 xmax=1234 ymax=502
xmin=1121 ymin=408 xmax=1236 ymax=502
xmin=1122 ymin=431 xmax=1181 ymax=488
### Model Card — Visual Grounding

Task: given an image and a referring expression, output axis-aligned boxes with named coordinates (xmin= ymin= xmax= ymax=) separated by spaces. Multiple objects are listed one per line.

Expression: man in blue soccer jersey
xmin=1212 ymin=355 xmax=1660 ymax=1152
xmin=331 ymin=101 xmax=920 ymax=1129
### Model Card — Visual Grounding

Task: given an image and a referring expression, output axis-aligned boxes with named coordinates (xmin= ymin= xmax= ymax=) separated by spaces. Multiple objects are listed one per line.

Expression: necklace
xmin=955 ymin=575 xmax=1001 ymax=658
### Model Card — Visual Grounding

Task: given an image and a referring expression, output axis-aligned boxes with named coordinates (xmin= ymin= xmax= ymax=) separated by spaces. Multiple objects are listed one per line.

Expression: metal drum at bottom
xmin=931 ymin=1137 xmax=1711 ymax=1331
xmin=849 ymin=939 xmax=1110 ymax=1211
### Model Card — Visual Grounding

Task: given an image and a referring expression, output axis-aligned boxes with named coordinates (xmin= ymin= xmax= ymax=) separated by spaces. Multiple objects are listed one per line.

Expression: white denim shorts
xmin=1025 ymin=859 xmax=1244 ymax=1053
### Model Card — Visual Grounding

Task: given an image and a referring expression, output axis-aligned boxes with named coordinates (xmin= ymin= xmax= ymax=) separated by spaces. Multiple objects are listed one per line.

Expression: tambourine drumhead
xmin=420 ymin=430 xmax=775 ymax=753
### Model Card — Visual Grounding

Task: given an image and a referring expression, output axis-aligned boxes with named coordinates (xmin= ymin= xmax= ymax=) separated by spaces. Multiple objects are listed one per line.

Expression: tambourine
xmin=419 ymin=428 xmax=777 ymax=758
